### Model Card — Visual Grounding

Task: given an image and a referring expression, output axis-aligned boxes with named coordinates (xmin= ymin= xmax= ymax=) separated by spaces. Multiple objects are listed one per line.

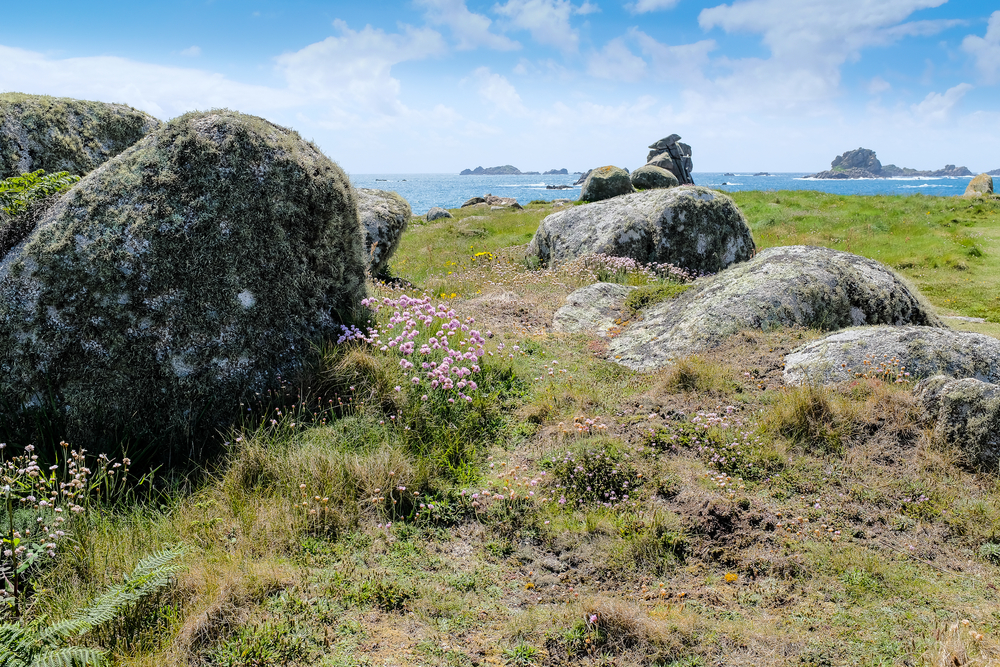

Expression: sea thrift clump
xmin=338 ymin=294 xmax=487 ymax=402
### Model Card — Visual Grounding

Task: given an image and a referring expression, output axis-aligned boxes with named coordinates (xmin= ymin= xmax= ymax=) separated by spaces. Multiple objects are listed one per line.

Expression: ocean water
xmin=348 ymin=172 xmax=979 ymax=215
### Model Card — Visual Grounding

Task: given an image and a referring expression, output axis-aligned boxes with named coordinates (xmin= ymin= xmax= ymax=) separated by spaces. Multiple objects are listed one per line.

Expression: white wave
xmin=899 ymin=184 xmax=948 ymax=188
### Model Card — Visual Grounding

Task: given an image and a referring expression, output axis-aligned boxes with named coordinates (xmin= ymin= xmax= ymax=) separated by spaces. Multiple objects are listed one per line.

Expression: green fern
xmin=0 ymin=546 xmax=184 ymax=667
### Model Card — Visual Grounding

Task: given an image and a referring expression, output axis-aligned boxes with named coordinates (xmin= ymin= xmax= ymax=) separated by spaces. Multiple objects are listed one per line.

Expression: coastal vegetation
xmin=1 ymin=188 xmax=1000 ymax=666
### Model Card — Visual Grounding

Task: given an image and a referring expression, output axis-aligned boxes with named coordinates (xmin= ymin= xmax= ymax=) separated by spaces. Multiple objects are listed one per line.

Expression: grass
xmin=6 ymin=192 xmax=1000 ymax=666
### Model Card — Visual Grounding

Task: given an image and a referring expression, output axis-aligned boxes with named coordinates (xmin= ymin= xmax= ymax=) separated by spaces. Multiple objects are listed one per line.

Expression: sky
xmin=2 ymin=0 xmax=998 ymax=174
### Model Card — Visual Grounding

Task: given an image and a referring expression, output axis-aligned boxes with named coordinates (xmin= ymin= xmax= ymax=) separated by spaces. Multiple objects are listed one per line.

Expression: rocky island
xmin=809 ymin=148 xmax=973 ymax=179
xmin=459 ymin=165 xmax=569 ymax=175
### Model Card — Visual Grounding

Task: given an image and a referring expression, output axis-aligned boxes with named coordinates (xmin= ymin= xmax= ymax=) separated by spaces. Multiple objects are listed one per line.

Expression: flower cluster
xmin=846 ymin=354 xmax=911 ymax=384
xmin=544 ymin=447 xmax=642 ymax=509
xmin=582 ymin=253 xmax=698 ymax=284
xmin=338 ymin=294 xmax=487 ymax=402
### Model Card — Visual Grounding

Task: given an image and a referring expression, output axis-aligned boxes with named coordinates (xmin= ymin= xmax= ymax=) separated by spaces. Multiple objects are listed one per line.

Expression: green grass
xmin=10 ymin=191 xmax=1000 ymax=667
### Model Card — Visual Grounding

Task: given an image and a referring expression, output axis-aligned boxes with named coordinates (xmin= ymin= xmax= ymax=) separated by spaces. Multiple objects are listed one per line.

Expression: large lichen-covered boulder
xmin=631 ymin=164 xmax=679 ymax=190
xmin=580 ymin=166 xmax=634 ymax=202
xmin=0 ymin=93 xmax=160 ymax=179
xmin=963 ymin=173 xmax=994 ymax=197
xmin=915 ymin=375 xmax=1000 ymax=471
xmin=0 ymin=110 xmax=367 ymax=450
xmin=528 ymin=186 xmax=755 ymax=273
xmin=783 ymin=326 xmax=1000 ymax=385
xmin=552 ymin=282 xmax=634 ymax=335
xmin=608 ymin=246 xmax=942 ymax=371
xmin=356 ymin=188 xmax=410 ymax=276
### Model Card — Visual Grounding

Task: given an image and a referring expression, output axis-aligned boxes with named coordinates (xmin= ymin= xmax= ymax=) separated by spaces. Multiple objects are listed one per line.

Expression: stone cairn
xmin=646 ymin=134 xmax=694 ymax=185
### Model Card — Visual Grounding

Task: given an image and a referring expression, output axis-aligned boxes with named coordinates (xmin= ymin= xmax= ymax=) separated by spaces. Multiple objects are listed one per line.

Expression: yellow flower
xmin=724 ymin=573 xmax=738 ymax=583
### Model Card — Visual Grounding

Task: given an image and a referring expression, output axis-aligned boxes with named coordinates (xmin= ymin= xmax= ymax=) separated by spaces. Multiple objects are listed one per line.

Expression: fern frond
xmin=125 ymin=546 xmax=186 ymax=582
xmin=0 ymin=644 xmax=29 ymax=667
xmin=34 ymin=620 xmax=92 ymax=647
xmin=29 ymin=646 xmax=105 ymax=667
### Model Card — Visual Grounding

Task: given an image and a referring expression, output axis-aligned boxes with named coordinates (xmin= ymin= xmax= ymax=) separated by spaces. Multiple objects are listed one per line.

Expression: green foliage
xmin=0 ymin=546 xmax=183 ymax=666
xmin=544 ymin=438 xmax=642 ymax=507
xmin=624 ymin=283 xmax=690 ymax=315
xmin=979 ymin=541 xmax=1000 ymax=565
xmin=0 ymin=171 xmax=79 ymax=216
xmin=206 ymin=621 xmax=311 ymax=667
xmin=502 ymin=641 xmax=541 ymax=666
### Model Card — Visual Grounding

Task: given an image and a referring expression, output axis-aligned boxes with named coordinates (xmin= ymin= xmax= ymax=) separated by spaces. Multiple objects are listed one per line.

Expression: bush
xmin=544 ymin=437 xmax=643 ymax=508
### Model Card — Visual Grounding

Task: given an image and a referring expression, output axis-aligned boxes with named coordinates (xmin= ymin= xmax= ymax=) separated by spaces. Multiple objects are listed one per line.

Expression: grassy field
xmin=8 ymin=190 xmax=1000 ymax=667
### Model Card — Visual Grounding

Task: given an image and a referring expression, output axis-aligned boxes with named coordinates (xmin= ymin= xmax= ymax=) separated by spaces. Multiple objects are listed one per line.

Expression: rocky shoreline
xmin=809 ymin=148 xmax=973 ymax=179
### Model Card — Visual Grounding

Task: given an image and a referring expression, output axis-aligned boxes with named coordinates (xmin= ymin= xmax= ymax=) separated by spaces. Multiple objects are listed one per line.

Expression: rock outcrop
xmin=809 ymin=148 xmax=973 ymax=179
xmin=528 ymin=186 xmax=754 ymax=273
xmin=646 ymin=135 xmax=693 ymax=185
xmin=0 ymin=92 xmax=161 ymax=178
xmin=580 ymin=166 xmax=634 ymax=202
xmin=916 ymin=375 xmax=1000 ymax=471
xmin=630 ymin=164 xmax=679 ymax=191
xmin=552 ymin=282 xmax=634 ymax=335
xmin=461 ymin=194 xmax=521 ymax=208
xmin=544 ymin=168 xmax=569 ymax=175
xmin=964 ymin=173 xmax=994 ymax=197
xmin=782 ymin=326 xmax=1000 ymax=386
xmin=607 ymin=246 xmax=941 ymax=371
xmin=459 ymin=165 xmax=521 ymax=175
xmin=0 ymin=110 xmax=367 ymax=451
xmin=425 ymin=206 xmax=453 ymax=221
xmin=356 ymin=188 xmax=411 ymax=276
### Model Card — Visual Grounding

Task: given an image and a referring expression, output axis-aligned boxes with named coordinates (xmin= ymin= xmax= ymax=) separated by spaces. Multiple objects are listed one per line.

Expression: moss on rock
xmin=356 ymin=188 xmax=411 ymax=277
xmin=580 ymin=166 xmax=634 ymax=202
xmin=0 ymin=93 xmax=160 ymax=179
xmin=915 ymin=375 xmax=1000 ymax=471
xmin=608 ymin=246 xmax=942 ymax=371
xmin=630 ymin=165 xmax=679 ymax=191
xmin=0 ymin=109 xmax=367 ymax=453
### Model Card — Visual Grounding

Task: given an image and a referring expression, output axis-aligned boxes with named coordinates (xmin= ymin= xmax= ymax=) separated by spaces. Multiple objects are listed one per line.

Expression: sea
xmin=348 ymin=172 xmax=979 ymax=215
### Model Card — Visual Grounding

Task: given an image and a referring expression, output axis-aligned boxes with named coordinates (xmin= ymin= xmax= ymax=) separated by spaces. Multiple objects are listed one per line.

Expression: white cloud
xmin=912 ymin=82 xmax=973 ymax=122
xmin=627 ymin=0 xmax=679 ymax=14
xmin=576 ymin=2 xmax=600 ymax=14
xmin=416 ymin=0 xmax=520 ymax=50
xmin=587 ymin=38 xmax=647 ymax=81
xmin=867 ymin=76 xmax=891 ymax=94
xmin=962 ymin=11 xmax=1000 ymax=84
xmin=471 ymin=66 xmax=528 ymax=115
xmin=179 ymin=46 xmax=201 ymax=57
xmin=275 ymin=20 xmax=446 ymax=118
xmin=630 ymin=30 xmax=716 ymax=84
xmin=494 ymin=0 xmax=579 ymax=53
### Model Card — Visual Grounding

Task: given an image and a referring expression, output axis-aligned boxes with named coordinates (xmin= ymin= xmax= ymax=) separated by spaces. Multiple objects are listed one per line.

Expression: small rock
xmin=461 ymin=196 xmax=486 ymax=207
xmin=425 ymin=206 xmax=453 ymax=221
xmin=580 ymin=166 xmax=635 ymax=202
xmin=356 ymin=188 xmax=411 ymax=276
xmin=552 ymin=282 xmax=635 ymax=336
xmin=964 ymin=173 xmax=994 ymax=197
xmin=915 ymin=375 xmax=1000 ymax=471
xmin=631 ymin=164 xmax=680 ymax=190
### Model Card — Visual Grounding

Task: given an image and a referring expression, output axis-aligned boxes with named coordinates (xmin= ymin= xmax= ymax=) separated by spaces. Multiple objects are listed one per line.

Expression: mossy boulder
xmin=580 ymin=166 xmax=634 ymax=202
xmin=630 ymin=165 xmax=679 ymax=190
xmin=356 ymin=188 xmax=411 ymax=276
xmin=528 ymin=186 xmax=755 ymax=273
xmin=915 ymin=375 xmax=1000 ymax=471
xmin=608 ymin=246 xmax=942 ymax=371
xmin=0 ymin=93 xmax=160 ymax=179
xmin=963 ymin=173 xmax=994 ymax=197
xmin=552 ymin=282 xmax=634 ymax=335
xmin=783 ymin=326 xmax=1000 ymax=385
xmin=0 ymin=110 xmax=367 ymax=451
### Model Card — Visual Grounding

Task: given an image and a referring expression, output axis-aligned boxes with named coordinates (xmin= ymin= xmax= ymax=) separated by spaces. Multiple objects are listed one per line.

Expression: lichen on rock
xmin=915 ymin=375 xmax=1000 ymax=471
xmin=579 ymin=166 xmax=634 ymax=202
xmin=552 ymin=282 xmax=635 ymax=336
xmin=0 ymin=93 xmax=160 ymax=179
xmin=528 ymin=186 xmax=755 ymax=275
xmin=0 ymin=109 xmax=367 ymax=452
xmin=784 ymin=326 xmax=1000 ymax=386
xmin=356 ymin=188 xmax=411 ymax=276
xmin=630 ymin=165 xmax=679 ymax=191
xmin=608 ymin=246 xmax=941 ymax=371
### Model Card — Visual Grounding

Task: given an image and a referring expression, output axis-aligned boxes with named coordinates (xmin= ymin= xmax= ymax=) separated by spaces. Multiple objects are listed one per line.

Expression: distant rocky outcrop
xmin=580 ymin=166 xmax=634 ymax=202
xmin=646 ymin=135 xmax=693 ymax=185
xmin=356 ymin=188 xmax=411 ymax=276
xmin=529 ymin=186 xmax=754 ymax=274
xmin=544 ymin=168 xmax=569 ymax=175
xmin=783 ymin=326 xmax=1000 ymax=386
xmin=0 ymin=92 xmax=161 ymax=178
xmin=964 ymin=174 xmax=994 ymax=197
xmin=916 ymin=375 xmax=1000 ymax=471
xmin=574 ymin=169 xmax=592 ymax=186
xmin=425 ymin=206 xmax=453 ymax=221
xmin=809 ymin=148 xmax=973 ymax=179
xmin=631 ymin=164 xmax=679 ymax=191
xmin=0 ymin=110 xmax=367 ymax=450
xmin=606 ymin=246 xmax=941 ymax=371
xmin=459 ymin=165 xmax=522 ymax=175
xmin=988 ymin=168 xmax=1000 ymax=176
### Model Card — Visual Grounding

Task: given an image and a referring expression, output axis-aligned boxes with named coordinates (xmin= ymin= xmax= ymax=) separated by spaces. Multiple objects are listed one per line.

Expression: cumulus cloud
xmin=630 ymin=30 xmax=716 ymax=84
xmin=911 ymin=82 xmax=973 ymax=122
xmin=627 ymin=0 xmax=679 ymax=14
xmin=587 ymin=38 xmax=647 ymax=81
xmin=494 ymin=0 xmax=580 ymax=53
xmin=178 ymin=46 xmax=201 ymax=57
xmin=416 ymin=0 xmax=520 ymax=50
xmin=471 ymin=66 xmax=528 ymax=115
xmin=962 ymin=11 xmax=1000 ymax=84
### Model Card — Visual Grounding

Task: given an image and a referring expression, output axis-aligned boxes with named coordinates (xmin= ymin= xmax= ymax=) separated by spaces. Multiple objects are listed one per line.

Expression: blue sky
xmin=2 ymin=0 xmax=998 ymax=173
